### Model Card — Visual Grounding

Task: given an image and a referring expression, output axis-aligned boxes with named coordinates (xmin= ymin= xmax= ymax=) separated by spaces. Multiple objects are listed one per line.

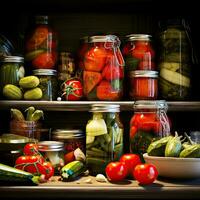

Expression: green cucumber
xmin=0 ymin=163 xmax=39 ymax=185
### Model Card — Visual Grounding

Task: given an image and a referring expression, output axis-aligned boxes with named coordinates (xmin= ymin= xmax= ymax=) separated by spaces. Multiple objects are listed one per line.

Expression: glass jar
xmin=86 ymin=104 xmax=123 ymax=175
xmin=129 ymin=70 xmax=158 ymax=100
xmin=52 ymin=129 xmax=86 ymax=155
xmin=33 ymin=69 xmax=58 ymax=100
xmin=130 ymin=100 xmax=170 ymax=158
xmin=158 ymin=19 xmax=193 ymax=100
xmin=83 ymin=35 xmax=124 ymax=100
xmin=25 ymin=15 xmax=58 ymax=70
xmin=10 ymin=120 xmax=42 ymax=140
xmin=38 ymin=141 xmax=64 ymax=174
xmin=123 ymin=34 xmax=155 ymax=71
xmin=0 ymin=34 xmax=14 ymax=59
xmin=0 ymin=56 xmax=24 ymax=96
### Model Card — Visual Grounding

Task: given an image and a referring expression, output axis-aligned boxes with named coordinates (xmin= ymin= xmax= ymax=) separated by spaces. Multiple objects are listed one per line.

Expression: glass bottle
xmin=130 ymin=100 xmax=170 ymax=158
xmin=25 ymin=15 xmax=58 ymax=71
xmin=83 ymin=35 xmax=124 ymax=100
xmin=158 ymin=19 xmax=194 ymax=100
xmin=86 ymin=104 xmax=123 ymax=175
xmin=123 ymin=34 xmax=155 ymax=71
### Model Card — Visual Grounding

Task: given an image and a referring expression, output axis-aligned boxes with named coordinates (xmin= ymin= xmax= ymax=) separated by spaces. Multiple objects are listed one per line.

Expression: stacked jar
xmin=83 ymin=35 xmax=124 ymax=100
xmin=123 ymin=34 xmax=158 ymax=100
xmin=25 ymin=16 xmax=58 ymax=100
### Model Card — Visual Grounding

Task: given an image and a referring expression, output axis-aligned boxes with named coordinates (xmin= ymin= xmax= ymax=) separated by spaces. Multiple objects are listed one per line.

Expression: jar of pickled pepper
xmin=83 ymin=35 xmax=124 ymax=100
xmin=25 ymin=15 xmax=58 ymax=71
xmin=130 ymin=100 xmax=170 ymax=158
xmin=86 ymin=104 xmax=123 ymax=175
xmin=123 ymin=34 xmax=155 ymax=71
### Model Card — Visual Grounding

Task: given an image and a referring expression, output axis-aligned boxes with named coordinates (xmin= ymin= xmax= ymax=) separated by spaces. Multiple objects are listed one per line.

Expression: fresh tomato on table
xmin=133 ymin=163 xmax=158 ymax=185
xmin=23 ymin=143 xmax=39 ymax=156
xmin=61 ymin=78 xmax=83 ymax=101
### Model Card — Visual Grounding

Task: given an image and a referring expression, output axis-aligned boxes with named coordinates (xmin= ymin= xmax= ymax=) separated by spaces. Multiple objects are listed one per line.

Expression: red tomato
xmin=102 ymin=65 xmax=124 ymax=81
xmin=133 ymin=164 xmax=158 ymax=185
xmin=130 ymin=126 xmax=138 ymax=139
xmin=61 ymin=78 xmax=83 ymax=101
xmin=138 ymin=61 xmax=155 ymax=70
xmin=105 ymin=162 xmax=128 ymax=182
xmin=39 ymin=161 xmax=54 ymax=180
xmin=84 ymin=46 xmax=107 ymax=72
xmin=122 ymin=42 xmax=132 ymax=57
xmin=120 ymin=154 xmax=141 ymax=175
xmin=23 ymin=143 xmax=39 ymax=156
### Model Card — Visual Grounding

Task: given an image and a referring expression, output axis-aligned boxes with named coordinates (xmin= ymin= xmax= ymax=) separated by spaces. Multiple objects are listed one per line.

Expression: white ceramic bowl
xmin=143 ymin=153 xmax=200 ymax=179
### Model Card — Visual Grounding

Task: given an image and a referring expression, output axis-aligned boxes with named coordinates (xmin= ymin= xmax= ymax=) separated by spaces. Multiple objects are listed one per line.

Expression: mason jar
xmin=25 ymin=15 xmax=58 ymax=71
xmin=158 ymin=19 xmax=193 ymax=100
xmin=33 ymin=69 xmax=58 ymax=100
xmin=86 ymin=104 xmax=123 ymax=175
xmin=83 ymin=35 xmax=124 ymax=100
xmin=130 ymin=100 xmax=170 ymax=158
xmin=0 ymin=33 xmax=14 ymax=59
xmin=129 ymin=70 xmax=158 ymax=100
xmin=123 ymin=34 xmax=155 ymax=71
xmin=38 ymin=141 xmax=64 ymax=174
xmin=0 ymin=56 xmax=24 ymax=96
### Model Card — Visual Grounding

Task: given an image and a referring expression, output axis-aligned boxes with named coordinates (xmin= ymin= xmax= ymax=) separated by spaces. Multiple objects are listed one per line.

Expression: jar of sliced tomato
xmin=25 ymin=16 xmax=58 ymax=71
xmin=130 ymin=100 xmax=170 ymax=158
xmin=129 ymin=70 xmax=158 ymax=100
xmin=83 ymin=35 xmax=124 ymax=100
xmin=123 ymin=34 xmax=155 ymax=71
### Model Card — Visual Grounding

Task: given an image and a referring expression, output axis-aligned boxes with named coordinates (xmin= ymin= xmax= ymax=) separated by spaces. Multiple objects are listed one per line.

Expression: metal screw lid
xmin=38 ymin=141 xmax=64 ymax=151
xmin=33 ymin=69 xmax=57 ymax=76
xmin=89 ymin=35 xmax=119 ymax=43
xmin=0 ymin=134 xmax=30 ymax=144
xmin=1 ymin=56 xmax=24 ymax=63
xmin=52 ymin=129 xmax=84 ymax=139
xmin=129 ymin=70 xmax=158 ymax=78
xmin=90 ymin=104 xmax=120 ymax=112
xmin=133 ymin=100 xmax=168 ymax=110
xmin=126 ymin=34 xmax=152 ymax=41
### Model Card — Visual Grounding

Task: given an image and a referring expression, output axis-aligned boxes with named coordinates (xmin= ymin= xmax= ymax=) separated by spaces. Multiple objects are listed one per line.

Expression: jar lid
xmin=126 ymin=34 xmax=152 ymax=41
xmin=1 ymin=56 xmax=24 ymax=63
xmin=33 ymin=69 xmax=57 ymax=76
xmin=133 ymin=100 xmax=168 ymax=110
xmin=0 ymin=134 xmax=30 ymax=144
xmin=90 ymin=104 xmax=120 ymax=112
xmin=89 ymin=35 xmax=119 ymax=43
xmin=38 ymin=141 xmax=64 ymax=151
xmin=129 ymin=70 xmax=158 ymax=78
xmin=52 ymin=129 xmax=84 ymax=139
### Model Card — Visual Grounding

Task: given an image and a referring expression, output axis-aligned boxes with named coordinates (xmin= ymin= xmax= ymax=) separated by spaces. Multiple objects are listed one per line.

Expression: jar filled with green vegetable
xmin=86 ymin=104 xmax=123 ymax=175
xmin=0 ymin=56 xmax=24 ymax=97
xmin=158 ymin=19 xmax=194 ymax=100
xmin=33 ymin=69 xmax=58 ymax=100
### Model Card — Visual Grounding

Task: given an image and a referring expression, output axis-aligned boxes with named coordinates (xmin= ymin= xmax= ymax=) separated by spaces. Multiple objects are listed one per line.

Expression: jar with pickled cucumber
xmin=130 ymin=100 xmax=170 ymax=158
xmin=25 ymin=15 xmax=57 ymax=71
xmin=158 ymin=19 xmax=194 ymax=100
xmin=86 ymin=104 xmax=123 ymax=175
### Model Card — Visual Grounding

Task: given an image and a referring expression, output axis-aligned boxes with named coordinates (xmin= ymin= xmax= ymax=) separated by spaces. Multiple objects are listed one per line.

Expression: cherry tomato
xmin=39 ymin=161 xmax=54 ymax=180
xmin=23 ymin=143 xmax=39 ymax=156
xmin=133 ymin=164 xmax=158 ymax=185
xmin=119 ymin=154 xmax=141 ymax=175
xmin=61 ymin=78 xmax=83 ymax=101
xmin=84 ymin=46 xmax=107 ymax=72
xmin=105 ymin=162 xmax=128 ymax=182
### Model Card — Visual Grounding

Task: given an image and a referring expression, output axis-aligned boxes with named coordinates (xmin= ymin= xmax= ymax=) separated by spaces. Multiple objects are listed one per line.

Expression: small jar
xmin=86 ymin=104 xmax=123 ymax=175
xmin=10 ymin=120 xmax=42 ymax=140
xmin=38 ymin=141 xmax=64 ymax=174
xmin=130 ymin=100 xmax=170 ymax=157
xmin=0 ymin=56 xmax=25 ymax=96
xmin=129 ymin=70 xmax=158 ymax=100
xmin=25 ymin=15 xmax=58 ymax=70
xmin=52 ymin=129 xmax=86 ymax=154
xmin=83 ymin=35 xmax=124 ymax=100
xmin=33 ymin=69 xmax=58 ymax=100
xmin=123 ymin=34 xmax=155 ymax=71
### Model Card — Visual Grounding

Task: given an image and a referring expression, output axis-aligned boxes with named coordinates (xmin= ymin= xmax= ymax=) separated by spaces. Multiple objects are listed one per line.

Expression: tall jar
xmin=25 ymin=15 xmax=57 ymax=71
xmin=130 ymin=100 xmax=170 ymax=158
xmin=123 ymin=34 xmax=155 ymax=71
xmin=83 ymin=35 xmax=124 ymax=100
xmin=0 ymin=56 xmax=24 ymax=96
xmin=86 ymin=104 xmax=123 ymax=175
xmin=158 ymin=19 xmax=193 ymax=100
xmin=33 ymin=69 xmax=58 ymax=100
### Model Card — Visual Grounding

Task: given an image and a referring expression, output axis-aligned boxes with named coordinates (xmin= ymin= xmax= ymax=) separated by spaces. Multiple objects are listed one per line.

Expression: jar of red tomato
xmin=123 ymin=34 xmax=155 ymax=71
xmin=25 ymin=15 xmax=57 ymax=71
xmin=130 ymin=100 xmax=170 ymax=157
xmin=83 ymin=35 xmax=124 ymax=100
xmin=129 ymin=70 xmax=158 ymax=100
